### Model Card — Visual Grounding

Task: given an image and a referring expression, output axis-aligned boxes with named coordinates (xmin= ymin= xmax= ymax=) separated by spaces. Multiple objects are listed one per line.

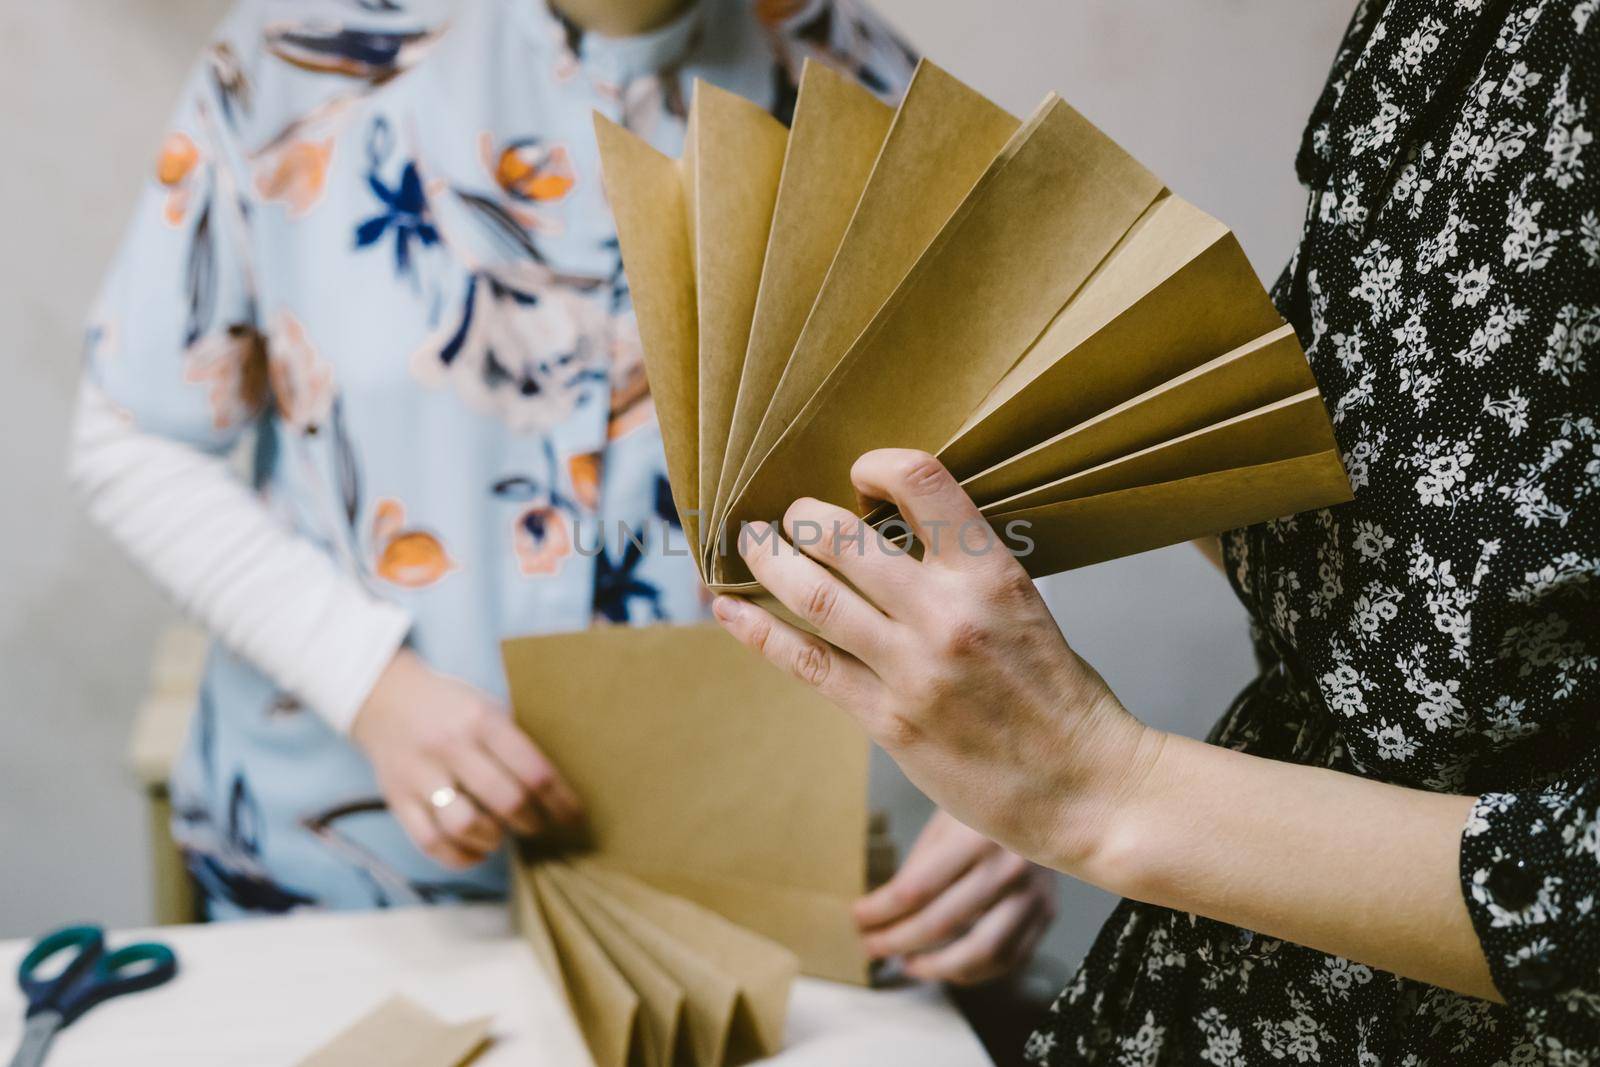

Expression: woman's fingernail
xmin=738 ymin=522 xmax=770 ymax=560
xmin=712 ymin=596 xmax=742 ymax=623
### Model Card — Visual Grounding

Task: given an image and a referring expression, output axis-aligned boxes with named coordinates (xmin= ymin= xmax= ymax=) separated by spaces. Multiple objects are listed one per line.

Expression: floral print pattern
xmin=182 ymin=323 xmax=267 ymax=432
xmin=480 ymin=132 xmax=578 ymax=234
xmin=90 ymin=0 xmax=915 ymax=915
xmin=156 ymin=131 xmax=203 ymax=226
xmin=408 ymin=265 xmax=611 ymax=432
xmin=755 ymin=0 xmax=916 ymax=115
xmin=264 ymin=310 xmax=336 ymax=434
xmin=253 ymin=137 xmax=334 ymax=219
xmin=370 ymin=498 xmax=457 ymax=588
xmin=1030 ymin=1 xmax=1600 ymax=1063
xmin=354 ymin=123 xmax=440 ymax=280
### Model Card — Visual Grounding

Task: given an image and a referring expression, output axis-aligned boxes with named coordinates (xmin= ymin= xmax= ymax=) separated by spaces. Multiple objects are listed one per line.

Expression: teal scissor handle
xmin=17 ymin=926 xmax=103 ymax=1019
xmin=17 ymin=925 xmax=178 ymax=1027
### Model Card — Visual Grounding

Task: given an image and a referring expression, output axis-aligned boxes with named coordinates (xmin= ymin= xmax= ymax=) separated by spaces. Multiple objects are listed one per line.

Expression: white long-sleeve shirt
xmin=71 ymin=379 xmax=411 ymax=732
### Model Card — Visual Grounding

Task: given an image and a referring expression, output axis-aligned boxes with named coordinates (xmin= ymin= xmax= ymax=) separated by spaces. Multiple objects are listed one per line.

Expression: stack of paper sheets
xmin=502 ymin=624 xmax=878 ymax=1067
xmin=596 ymin=60 xmax=1352 ymax=592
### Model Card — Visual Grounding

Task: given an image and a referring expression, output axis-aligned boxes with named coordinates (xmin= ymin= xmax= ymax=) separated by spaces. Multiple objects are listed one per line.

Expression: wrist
xmin=1049 ymin=715 xmax=1172 ymax=891
xmin=351 ymin=647 xmax=418 ymax=748
xmin=292 ymin=592 xmax=411 ymax=735
xmin=1080 ymin=729 xmax=1220 ymax=907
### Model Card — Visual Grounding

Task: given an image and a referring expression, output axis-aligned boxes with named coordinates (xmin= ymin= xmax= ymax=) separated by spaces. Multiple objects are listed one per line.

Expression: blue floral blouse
xmin=86 ymin=0 xmax=914 ymax=913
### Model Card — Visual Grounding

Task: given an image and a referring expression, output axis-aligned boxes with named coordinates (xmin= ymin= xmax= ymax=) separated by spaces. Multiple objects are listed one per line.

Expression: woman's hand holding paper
xmin=711 ymin=448 xmax=1160 ymax=878
xmin=716 ymin=449 xmax=1501 ymax=1003
xmin=353 ymin=649 xmax=584 ymax=869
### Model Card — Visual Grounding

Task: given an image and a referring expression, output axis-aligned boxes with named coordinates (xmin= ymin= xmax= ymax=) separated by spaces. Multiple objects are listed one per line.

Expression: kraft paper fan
xmin=596 ymin=59 xmax=1351 ymax=593
xmin=500 ymin=624 xmax=898 ymax=1067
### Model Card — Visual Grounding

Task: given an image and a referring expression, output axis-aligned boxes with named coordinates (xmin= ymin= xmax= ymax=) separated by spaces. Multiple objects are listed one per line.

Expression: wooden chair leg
xmin=129 ymin=626 xmax=208 ymax=926
xmin=147 ymin=786 xmax=200 ymax=925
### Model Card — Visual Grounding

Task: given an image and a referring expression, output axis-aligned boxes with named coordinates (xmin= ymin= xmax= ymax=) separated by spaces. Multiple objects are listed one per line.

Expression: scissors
xmin=9 ymin=925 xmax=177 ymax=1067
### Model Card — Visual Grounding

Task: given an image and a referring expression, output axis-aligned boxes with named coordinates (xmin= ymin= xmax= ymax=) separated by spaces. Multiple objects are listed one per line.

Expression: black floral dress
xmin=1029 ymin=1 xmax=1600 ymax=1064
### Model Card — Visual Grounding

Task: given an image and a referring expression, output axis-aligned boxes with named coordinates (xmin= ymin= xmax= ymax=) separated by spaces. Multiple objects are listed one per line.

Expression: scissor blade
xmin=7 ymin=1013 xmax=61 ymax=1067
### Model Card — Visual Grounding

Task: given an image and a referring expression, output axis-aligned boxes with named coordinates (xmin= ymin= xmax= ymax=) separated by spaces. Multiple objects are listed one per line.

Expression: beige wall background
xmin=0 ymin=0 xmax=1351 ymax=979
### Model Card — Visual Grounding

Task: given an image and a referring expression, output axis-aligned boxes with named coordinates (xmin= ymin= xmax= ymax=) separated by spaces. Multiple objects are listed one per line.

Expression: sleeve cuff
xmin=1459 ymin=788 xmax=1594 ymax=1012
xmin=291 ymin=593 xmax=413 ymax=734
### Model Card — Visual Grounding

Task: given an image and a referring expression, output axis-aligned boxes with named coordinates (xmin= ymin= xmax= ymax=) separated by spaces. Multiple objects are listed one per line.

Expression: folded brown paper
xmin=294 ymin=995 xmax=490 ymax=1067
xmin=502 ymin=624 xmax=867 ymax=1064
xmin=995 ymin=450 xmax=1353 ymax=576
xmin=983 ymin=389 xmax=1336 ymax=514
xmin=522 ymin=864 xmax=643 ymax=1067
xmin=593 ymin=114 xmax=699 ymax=544
xmin=958 ymin=324 xmax=1317 ymax=509
xmin=572 ymin=862 xmax=796 ymax=1061
xmin=552 ymin=865 xmax=744 ymax=1067
xmin=713 ymin=64 xmax=895 ymax=547
xmin=722 ymin=92 xmax=1165 ymax=569
xmin=719 ymin=61 xmax=1020 ymax=550
xmin=509 ymin=858 xmax=800 ymax=1067
xmin=688 ymin=83 xmax=788 ymax=527
xmin=503 ymin=624 xmax=871 ymax=987
xmin=940 ymin=193 xmax=1285 ymax=481
xmin=598 ymin=58 xmax=1352 ymax=596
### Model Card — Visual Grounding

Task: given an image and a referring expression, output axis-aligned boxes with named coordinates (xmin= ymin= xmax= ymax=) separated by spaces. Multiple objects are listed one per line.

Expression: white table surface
xmin=0 ymin=905 xmax=993 ymax=1066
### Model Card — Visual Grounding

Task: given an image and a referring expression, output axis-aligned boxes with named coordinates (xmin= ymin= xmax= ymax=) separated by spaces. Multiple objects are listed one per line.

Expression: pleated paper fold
xmin=599 ymin=56 xmax=1351 ymax=591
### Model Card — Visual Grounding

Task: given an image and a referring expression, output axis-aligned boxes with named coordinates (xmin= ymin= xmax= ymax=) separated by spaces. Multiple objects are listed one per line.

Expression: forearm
xmin=70 ymin=381 xmax=411 ymax=731
xmin=1077 ymin=731 xmax=1497 ymax=1002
